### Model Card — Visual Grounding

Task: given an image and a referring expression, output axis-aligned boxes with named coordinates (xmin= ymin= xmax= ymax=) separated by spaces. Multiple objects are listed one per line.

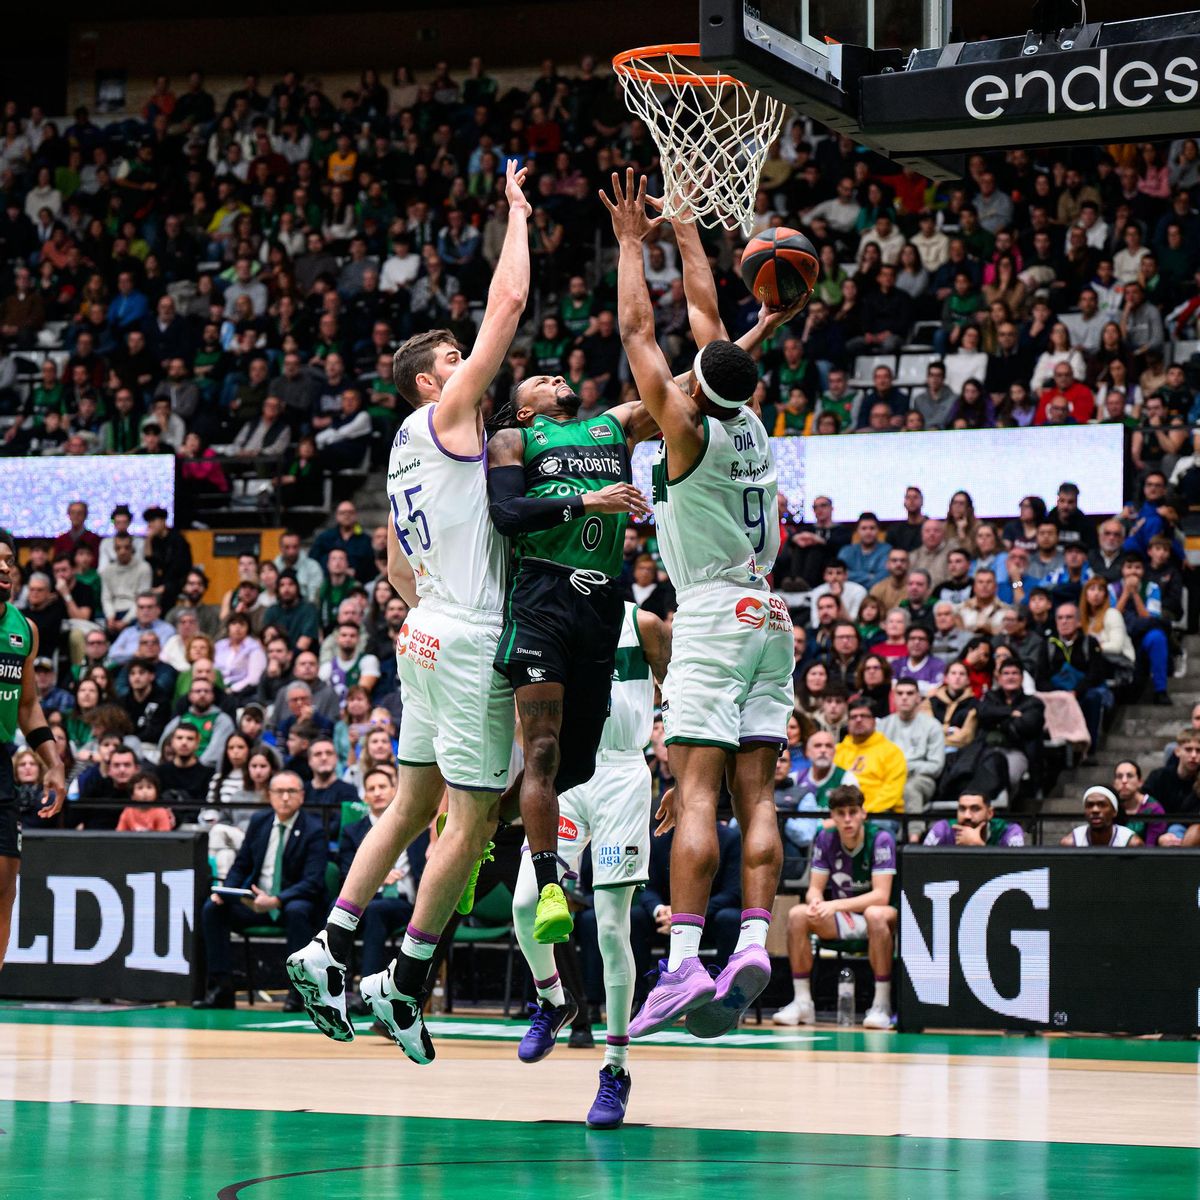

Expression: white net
xmin=614 ymin=47 xmax=785 ymax=238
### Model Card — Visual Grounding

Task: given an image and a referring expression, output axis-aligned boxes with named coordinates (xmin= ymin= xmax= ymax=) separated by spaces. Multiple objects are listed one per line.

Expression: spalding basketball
xmin=740 ymin=227 xmax=819 ymax=309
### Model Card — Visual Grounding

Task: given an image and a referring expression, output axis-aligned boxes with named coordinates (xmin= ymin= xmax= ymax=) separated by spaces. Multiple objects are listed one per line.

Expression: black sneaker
xmin=568 ymin=1024 xmax=595 ymax=1049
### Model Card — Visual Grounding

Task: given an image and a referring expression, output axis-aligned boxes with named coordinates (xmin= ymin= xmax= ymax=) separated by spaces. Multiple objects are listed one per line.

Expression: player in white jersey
xmin=286 ymin=161 xmax=533 ymax=1063
xmin=510 ymin=601 xmax=670 ymax=1129
xmin=602 ymin=170 xmax=801 ymax=1041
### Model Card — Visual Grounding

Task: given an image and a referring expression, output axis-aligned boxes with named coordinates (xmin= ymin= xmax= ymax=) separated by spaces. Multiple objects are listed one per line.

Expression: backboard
xmin=698 ymin=0 xmax=1200 ymax=178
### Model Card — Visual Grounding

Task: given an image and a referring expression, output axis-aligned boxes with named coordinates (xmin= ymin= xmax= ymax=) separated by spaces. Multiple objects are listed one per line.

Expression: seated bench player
xmin=774 ymin=785 xmax=897 ymax=1029
xmin=923 ymin=792 xmax=1025 ymax=846
xmin=1060 ymin=784 xmax=1143 ymax=847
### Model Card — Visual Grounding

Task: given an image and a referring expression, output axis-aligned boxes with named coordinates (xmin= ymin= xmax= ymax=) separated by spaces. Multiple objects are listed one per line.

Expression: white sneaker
xmin=773 ymin=997 xmax=815 ymax=1026
xmin=360 ymin=967 xmax=436 ymax=1065
xmin=285 ymin=932 xmax=354 ymax=1042
xmin=862 ymin=1004 xmax=893 ymax=1030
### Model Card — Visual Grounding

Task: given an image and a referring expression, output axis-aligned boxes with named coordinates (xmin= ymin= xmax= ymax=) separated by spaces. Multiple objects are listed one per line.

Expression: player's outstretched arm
xmin=434 ymin=161 xmax=532 ymax=449
xmin=486 ymin=427 xmax=650 ymax=536
xmin=17 ymin=623 xmax=64 ymax=817
xmin=636 ymin=608 xmax=671 ymax=684
xmin=651 ymin=193 xmax=728 ymax=349
xmin=600 ymin=169 xmax=703 ymax=467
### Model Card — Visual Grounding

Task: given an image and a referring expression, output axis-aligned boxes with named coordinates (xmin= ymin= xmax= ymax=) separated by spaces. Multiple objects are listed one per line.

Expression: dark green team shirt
xmin=0 ymin=603 xmax=31 ymax=743
xmin=517 ymin=412 xmax=631 ymax=577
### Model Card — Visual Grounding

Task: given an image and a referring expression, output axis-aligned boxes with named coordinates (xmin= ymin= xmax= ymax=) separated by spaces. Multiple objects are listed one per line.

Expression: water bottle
xmin=836 ymin=967 xmax=855 ymax=1027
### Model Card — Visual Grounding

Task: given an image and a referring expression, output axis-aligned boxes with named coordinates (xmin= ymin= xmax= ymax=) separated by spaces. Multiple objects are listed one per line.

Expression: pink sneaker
xmin=628 ymin=957 xmax=717 ymax=1038
xmin=685 ymin=945 xmax=772 ymax=1039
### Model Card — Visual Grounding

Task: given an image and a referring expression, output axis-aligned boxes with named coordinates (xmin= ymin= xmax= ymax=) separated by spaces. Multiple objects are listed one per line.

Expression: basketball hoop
xmin=612 ymin=42 xmax=785 ymax=237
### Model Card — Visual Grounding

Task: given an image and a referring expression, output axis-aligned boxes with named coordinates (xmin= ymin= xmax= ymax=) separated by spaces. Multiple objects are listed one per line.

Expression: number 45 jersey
xmin=651 ymin=408 xmax=780 ymax=590
xmin=387 ymin=405 xmax=510 ymax=615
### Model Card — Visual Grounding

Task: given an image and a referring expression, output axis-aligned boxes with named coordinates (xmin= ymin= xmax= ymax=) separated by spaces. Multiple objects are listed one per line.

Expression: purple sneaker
xmin=517 ymin=992 xmax=578 ymax=1063
xmin=685 ymin=945 xmax=772 ymax=1039
xmin=586 ymin=1065 xmax=632 ymax=1129
xmin=628 ymin=958 xmax=717 ymax=1039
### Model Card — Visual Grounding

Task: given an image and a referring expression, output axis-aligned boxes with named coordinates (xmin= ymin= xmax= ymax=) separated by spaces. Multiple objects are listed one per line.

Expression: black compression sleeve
xmin=487 ymin=464 xmax=585 ymax=537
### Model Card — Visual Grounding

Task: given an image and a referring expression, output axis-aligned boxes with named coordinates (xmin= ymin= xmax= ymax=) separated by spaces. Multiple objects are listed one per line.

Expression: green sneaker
xmin=434 ymin=812 xmax=495 ymax=916
xmin=458 ymin=839 xmax=494 ymax=916
xmin=533 ymin=883 xmax=573 ymax=944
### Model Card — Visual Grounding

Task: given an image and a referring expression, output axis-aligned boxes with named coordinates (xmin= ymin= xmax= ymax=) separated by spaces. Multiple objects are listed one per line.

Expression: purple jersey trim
xmin=428 ymin=405 xmax=484 ymax=463
xmin=740 ymin=735 xmax=787 ymax=748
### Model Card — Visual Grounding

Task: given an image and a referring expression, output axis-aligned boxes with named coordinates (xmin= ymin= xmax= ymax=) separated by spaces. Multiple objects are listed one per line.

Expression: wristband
xmin=26 ymin=726 xmax=53 ymax=751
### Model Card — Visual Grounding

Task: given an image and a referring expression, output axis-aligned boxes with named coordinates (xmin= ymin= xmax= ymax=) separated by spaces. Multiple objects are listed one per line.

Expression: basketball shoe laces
xmin=524 ymin=999 xmax=559 ymax=1043
xmin=596 ymin=1063 xmax=625 ymax=1099
xmin=569 ymin=569 xmax=610 ymax=595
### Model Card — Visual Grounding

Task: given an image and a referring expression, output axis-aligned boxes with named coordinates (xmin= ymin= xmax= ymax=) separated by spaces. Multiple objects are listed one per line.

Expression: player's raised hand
xmin=583 ymin=482 xmax=652 ymax=519
xmin=504 ymin=160 xmax=532 ymax=218
xmin=757 ymin=293 xmax=810 ymax=334
xmin=599 ymin=168 xmax=663 ymax=244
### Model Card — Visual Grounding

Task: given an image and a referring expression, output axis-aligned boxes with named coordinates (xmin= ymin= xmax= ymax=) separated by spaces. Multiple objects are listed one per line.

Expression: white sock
xmin=793 ymin=976 xmax=812 ymax=1004
xmin=327 ymin=904 xmax=360 ymax=933
xmin=604 ymin=1036 xmax=629 ymax=1070
xmin=873 ymin=979 xmax=891 ymax=1010
xmin=734 ymin=909 xmax=770 ymax=954
xmin=667 ymin=915 xmax=703 ymax=971
xmin=535 ymin=970 xmax=566 ymax=1007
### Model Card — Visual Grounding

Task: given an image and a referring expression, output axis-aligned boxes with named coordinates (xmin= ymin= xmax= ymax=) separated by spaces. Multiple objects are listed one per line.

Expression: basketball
xmin=740 ymin=227 xmax=820 ymax=309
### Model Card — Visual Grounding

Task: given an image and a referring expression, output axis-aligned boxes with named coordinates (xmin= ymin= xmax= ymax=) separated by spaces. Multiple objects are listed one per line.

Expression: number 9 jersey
xmin=387 ymin=405 xmax=510 ymax=614
xmin=650 ymin=407 xmax=780 ymax=590
xmin=651 ymin=408 xmax=793 ymax=753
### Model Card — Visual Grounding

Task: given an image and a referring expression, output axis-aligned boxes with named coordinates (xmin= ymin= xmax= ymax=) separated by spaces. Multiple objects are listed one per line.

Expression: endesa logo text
xmin=965 ymin=47 xmax=1200 ymax=121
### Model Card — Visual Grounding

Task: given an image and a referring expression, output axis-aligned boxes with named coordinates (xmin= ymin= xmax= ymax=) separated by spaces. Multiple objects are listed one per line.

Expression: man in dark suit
xmin=608 ymin=820 xmax=741 ymax=987
xmin=337 ymin=767 xmax=429 ymax=987
xmin=195 ymin=769 xmax=329 ymax=1010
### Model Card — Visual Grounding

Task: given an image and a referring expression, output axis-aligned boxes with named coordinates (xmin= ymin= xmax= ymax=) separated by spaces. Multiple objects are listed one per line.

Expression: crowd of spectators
xmin=771 ymin=473 xmax=1198 ymax=860
xmin=2 ymin=64 xmax=1200 ymax=512
xmin=12 ymin=497 xmax=407 ymax=855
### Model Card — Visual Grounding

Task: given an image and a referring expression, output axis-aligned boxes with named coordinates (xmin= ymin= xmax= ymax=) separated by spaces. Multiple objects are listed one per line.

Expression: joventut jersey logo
xmin=735 ymin=597 xmax=766 ymax=629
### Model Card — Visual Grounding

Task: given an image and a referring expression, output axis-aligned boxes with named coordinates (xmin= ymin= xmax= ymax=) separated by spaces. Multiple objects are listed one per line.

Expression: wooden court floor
xmin=1 ymin=1006 xmax=1198 ymax=1199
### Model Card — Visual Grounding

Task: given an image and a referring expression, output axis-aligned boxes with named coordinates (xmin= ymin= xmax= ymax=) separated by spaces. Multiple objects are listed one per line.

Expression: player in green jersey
xmin=488 ymin=383 xmax=655 ymax=942
xmin=0 ymin=531 xmax=66 ymax=972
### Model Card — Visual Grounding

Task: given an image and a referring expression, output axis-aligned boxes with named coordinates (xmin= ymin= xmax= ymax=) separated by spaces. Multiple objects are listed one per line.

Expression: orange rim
xmin=612 ymin=42 xmax=745 ymax=88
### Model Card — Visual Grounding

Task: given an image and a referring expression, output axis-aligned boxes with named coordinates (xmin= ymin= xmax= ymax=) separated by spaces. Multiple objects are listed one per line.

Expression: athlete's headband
xmin=692 ymin=349 xmax=745 ymax=411
xmin=1082 ymin=785 xmax=1119 ymax=812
